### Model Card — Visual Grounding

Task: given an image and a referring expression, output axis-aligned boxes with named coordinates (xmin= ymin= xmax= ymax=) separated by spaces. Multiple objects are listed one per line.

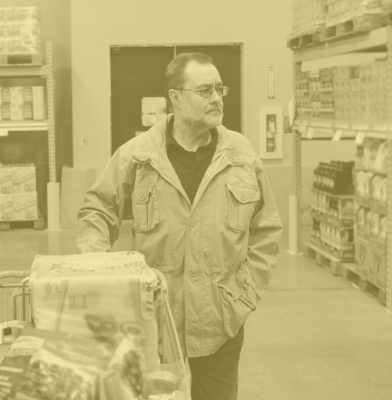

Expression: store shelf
xmin=294 ymin=26 xmax=388 ymax=62
xmin=312 ymin=188 xmax=354 ymax=199
xmin=0 ymin=64 xmax=47 ymax=78
xmin=0 ymin=121 xmax=48 ymax=136
xmin=293 ymin=117 xmax=390 ymax=139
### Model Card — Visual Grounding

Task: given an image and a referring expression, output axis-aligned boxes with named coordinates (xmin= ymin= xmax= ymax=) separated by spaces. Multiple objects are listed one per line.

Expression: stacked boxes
xmin=325 ymin=0 xmax=382 ymax=27
xmin=0 ymin=164 xmax=37 ymax=221
xmin=296 ymin=60 xmax=390 ymax=120
xmin=0 ymin=86 xmax=45 ymax=121
xmin=0 ymin=7 xmax=41 ymax=56
xmin=310 ymin=160 xmax=355 ymax=262
xmin=355 ymin=137 xmax=388 ymax=288
xmin=291 ymin=0 xmax=327 ymax=37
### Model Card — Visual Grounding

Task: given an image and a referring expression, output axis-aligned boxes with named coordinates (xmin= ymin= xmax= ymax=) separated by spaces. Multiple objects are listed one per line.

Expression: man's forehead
xmin=184 ymin=61 xmax=222 ymax=85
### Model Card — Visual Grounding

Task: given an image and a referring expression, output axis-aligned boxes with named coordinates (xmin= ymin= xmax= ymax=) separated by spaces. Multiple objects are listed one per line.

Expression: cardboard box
xmin=12 ymin=164 xmax=36 ymax=193
xmin=355 ymin=237 xmax=373 ymax=279
xmin=0 ymin=195 xmax=13 ymax=221
xmin=13 ymin=192 xmax=37 ymax=221
xmin=372 ymin=248 xmax=386 ymax=289
xmin=0 ymin=165 xmax=13 ymax=195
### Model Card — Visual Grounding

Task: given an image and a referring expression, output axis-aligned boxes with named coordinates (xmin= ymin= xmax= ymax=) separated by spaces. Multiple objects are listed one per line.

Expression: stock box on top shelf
xmin=0 ymin=7 xmax=41 ymax=58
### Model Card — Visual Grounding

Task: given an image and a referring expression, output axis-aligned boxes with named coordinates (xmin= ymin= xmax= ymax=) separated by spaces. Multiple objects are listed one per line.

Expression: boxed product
xmin=0 ymin=194 xmax=13 ymax=221
xmin=12 ymin=164 xmax=36 ymax=193
xmin=371 ymin=248 xmax=386 ymax=289
xmin=0 ymin=7 xmax=41 ymax=56
xmin=0 ymin=165 xmax=13 ymax=195
xmin=32 ymin=86 xmax=45 ymax=120
xmin=355 ymin=236 xmax=373 ymax=279
xmin=29 ymin=252 xmax=161 ymax=378
xmin=13 ymin=193 xmax=37 ymax=221
xmin=291 ymin=0 xmax=327 ymax=37
xmin=0 ymin=327 xmax=113 ymax=400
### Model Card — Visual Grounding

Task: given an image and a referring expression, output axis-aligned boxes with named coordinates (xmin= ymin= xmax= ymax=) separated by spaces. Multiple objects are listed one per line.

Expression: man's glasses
xmin=176 ymin=85 xmax=229 ymax=98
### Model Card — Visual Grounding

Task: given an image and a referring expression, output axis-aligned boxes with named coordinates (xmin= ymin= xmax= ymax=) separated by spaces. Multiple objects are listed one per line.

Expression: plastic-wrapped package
xmin=291 ymin=0 xmax=327 ymax=37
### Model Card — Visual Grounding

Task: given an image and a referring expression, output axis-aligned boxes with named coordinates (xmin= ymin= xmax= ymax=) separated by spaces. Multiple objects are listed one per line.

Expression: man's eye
xmin=200 ymin=88 xmax=212 ymax=96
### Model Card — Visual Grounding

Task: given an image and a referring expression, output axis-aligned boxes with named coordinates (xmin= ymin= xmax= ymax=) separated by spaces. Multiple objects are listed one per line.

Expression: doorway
xmin=110 ymin=44 xmax=242 ymax=155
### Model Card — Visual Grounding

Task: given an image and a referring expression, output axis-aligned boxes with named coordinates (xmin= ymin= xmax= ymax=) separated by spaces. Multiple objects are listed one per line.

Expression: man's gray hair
xmin=164 ymin=52 xmax=215 ymax=107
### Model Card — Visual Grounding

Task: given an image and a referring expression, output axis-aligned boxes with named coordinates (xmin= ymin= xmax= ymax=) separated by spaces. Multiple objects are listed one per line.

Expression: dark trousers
xmin=188 ymin=325 xmax=244 ymax=400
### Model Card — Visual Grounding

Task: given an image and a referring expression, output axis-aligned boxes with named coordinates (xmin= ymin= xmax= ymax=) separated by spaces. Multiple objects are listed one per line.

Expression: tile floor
xmin=0 ymin=223 xmax=391 ymax=400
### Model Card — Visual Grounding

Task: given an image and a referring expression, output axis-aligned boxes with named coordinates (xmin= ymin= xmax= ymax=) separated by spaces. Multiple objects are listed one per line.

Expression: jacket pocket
xmin=131 ymin=185 xmax=159 ymax=232
xmin=225 ymin=184 xmax=260 ymax=232
xmin=217 ymin=264 xmax=257 ymax=338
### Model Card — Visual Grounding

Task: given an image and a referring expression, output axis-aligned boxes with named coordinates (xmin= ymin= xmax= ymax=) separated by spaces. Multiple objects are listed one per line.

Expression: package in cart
xmin=0 ymin=327 xmax=112 ymax=400
xmin=29 ymin=251 xmax=162 ymax=398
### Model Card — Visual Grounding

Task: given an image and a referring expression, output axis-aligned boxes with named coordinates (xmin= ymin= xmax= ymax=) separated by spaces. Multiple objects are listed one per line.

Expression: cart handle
xmin=0 ymin=271 xmax=30 ymax=279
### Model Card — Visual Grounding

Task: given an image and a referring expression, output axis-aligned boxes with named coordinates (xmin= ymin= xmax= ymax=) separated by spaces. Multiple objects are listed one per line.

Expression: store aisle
xmin=1 ymin=223 xmax=391 ymax=400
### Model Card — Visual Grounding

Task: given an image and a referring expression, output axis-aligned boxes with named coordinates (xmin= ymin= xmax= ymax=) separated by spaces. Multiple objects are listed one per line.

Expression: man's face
xmin=176 ymin=61 xmax=224 ymax=132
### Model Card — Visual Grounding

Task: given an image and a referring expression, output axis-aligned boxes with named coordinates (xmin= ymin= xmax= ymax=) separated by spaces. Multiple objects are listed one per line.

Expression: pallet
xmin=0 ymin=218 xmax=45 ymax=231
xmin=287 ymin=30 xmax=323 ymax=50
xmin=0 ymin=52 xmax=42 ymax=66
xmin=322 ymin=14 xmax=383 ymax=41
xmin=304 ymin=242 xmax=342 ymax=276
xmin=341 ymin=264 xmax=386 ymax=306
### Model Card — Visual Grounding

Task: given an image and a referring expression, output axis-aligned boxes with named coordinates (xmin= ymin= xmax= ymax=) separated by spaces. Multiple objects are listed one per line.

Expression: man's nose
xmin=210 ymin=89 xmax=223 ymax=103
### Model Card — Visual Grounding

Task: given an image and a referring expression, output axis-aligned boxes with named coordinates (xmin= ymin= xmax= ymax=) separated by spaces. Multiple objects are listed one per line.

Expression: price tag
xmin=0 ymin=129 xmax=8 ymax=137
xmin=355 ymin=131 xmax=366 ymax=146
xmin=306 ymin=127 xmax=314 ymax=139
xmin=332 ymin=129 xmax=343 ymax=141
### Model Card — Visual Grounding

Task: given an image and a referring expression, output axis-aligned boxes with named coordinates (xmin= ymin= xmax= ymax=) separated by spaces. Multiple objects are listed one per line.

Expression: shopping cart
xmin=0 ymin=268 xmax=190 ymax=400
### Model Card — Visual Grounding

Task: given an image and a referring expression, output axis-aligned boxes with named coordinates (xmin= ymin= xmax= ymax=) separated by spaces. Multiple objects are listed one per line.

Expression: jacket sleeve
xmin=244 ymin=159 xmax=283 ymax=303
xmin=76 ymin=148 xmax=135 ymax=253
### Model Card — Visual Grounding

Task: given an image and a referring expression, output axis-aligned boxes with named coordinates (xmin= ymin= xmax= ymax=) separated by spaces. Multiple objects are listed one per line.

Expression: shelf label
xmin=332 ymin=129 xmax=343 ymax=141
xmin=355 ymin=131 xmax=366 ymax=146
xmin=0 ymin=129 xmax=8 ymax=137
xmin=306 ymin=127 xmax=314 ymax=139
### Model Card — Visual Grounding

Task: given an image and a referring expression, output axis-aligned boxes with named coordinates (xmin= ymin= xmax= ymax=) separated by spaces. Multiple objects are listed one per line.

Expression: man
xmin=77 ymin=52 xmax=282 ymax=400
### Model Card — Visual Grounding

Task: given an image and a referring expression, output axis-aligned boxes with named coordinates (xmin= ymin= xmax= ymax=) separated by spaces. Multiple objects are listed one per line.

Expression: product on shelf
xmin=0 ymin=164 xmax=37 ymax=221
xmin=313 ymin=160 xmax=354 ymax=195
xmin=0 ymin=86 xmax=45 ymax=121
xmin=0 ymin=7 xmax=41 ymax=56
xmin=0 ymin=194 xmax=13 ymax=221
xmin=296 ymin=60 xmax=390 ymax=121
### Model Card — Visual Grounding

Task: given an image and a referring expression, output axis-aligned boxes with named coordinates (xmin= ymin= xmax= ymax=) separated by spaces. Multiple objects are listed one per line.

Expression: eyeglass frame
xmin=174 ymin=85 xmax=229 ymax=98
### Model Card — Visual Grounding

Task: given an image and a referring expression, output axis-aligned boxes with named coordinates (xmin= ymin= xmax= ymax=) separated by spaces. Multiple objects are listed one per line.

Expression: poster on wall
xmin=260 ymin=107 xmax=283 ymax=159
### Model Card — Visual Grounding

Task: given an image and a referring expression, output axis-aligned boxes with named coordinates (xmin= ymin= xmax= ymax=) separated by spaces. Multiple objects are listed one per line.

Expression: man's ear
xmin=168 ymin=89 xmax=181 ymax=108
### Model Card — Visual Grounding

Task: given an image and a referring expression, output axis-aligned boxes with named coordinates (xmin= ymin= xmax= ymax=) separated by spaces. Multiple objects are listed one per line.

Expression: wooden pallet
xmin=0 ymin=52 xmax=42 ymax=66
xmin=287 ymin=31 xmax=323 ymax=50
xmin=341 ymin=264 xmax=386 ymax=305
xmin=322 ymin=14 xmax=383 ymax=41
xmin=304 ymin=242 xmax=342 ymax=276
xmin=0 ymin=218 xmax=45 ymax=231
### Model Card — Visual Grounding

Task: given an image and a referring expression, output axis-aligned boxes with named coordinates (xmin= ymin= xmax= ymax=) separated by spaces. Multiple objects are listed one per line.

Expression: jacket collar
xmin=132 ymin=114 xmax=245 ymax=167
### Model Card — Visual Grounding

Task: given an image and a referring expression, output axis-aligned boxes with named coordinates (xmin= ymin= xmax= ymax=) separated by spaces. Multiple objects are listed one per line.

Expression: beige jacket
xmin=76 ymin=115 xmax=282 ymax=357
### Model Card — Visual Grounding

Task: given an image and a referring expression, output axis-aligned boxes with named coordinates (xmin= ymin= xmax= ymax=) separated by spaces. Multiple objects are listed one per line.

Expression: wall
xmin=70 ymin=0 xmax=293 ymax=175
xmin=1 ymin=0 xmax=73 ymax=167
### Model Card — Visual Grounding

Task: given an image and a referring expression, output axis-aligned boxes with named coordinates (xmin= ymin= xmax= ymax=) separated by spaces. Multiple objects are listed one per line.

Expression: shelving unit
xmin=289 ymin=26 xmax=392 ymax=312
xmin=0 ymin=42 xmax=60 ymax=230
